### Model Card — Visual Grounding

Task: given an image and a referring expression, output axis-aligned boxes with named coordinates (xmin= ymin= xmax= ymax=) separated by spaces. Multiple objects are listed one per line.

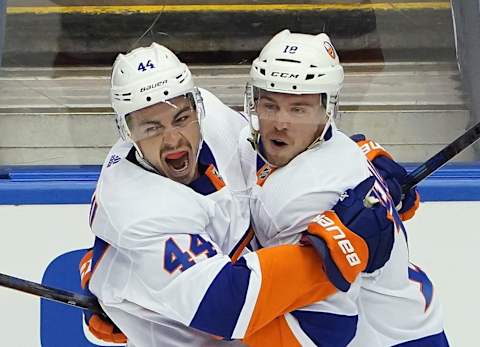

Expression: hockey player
xmin=79 ymin=43 xmax=397 ymax=346
xmin=242 ymin=30 xmax=449 ymax=346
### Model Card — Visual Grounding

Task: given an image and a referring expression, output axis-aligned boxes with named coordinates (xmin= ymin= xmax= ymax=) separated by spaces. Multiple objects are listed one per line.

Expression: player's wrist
xmin=355 ymin=138 xmax=422 ymax=221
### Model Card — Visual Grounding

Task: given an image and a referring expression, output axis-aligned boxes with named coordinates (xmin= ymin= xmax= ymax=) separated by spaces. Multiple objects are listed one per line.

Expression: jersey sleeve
xmin=91 ymin=220 xmax=337 ymax=341
xmin=242 ymin=315 xmax=302 ymax=347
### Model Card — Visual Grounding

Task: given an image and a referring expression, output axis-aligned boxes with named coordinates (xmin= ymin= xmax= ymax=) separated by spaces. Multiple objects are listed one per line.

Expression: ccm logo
xmin=271 ymin=72 xmax=299 ymax=78
xmin=312 ymin=214 xmax=362 ymax=267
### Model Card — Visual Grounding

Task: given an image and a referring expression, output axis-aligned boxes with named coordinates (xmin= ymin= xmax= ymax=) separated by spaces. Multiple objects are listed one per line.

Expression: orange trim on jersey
xmin=80 ymin=244 xmax=111 ymax=288
xmin=81 ymin=272 xmax=92 ymax=290
xmin=79 ymin=250 xmax=93 ymax=270
xmin=205 ymin=164 xmax=226 ymax=191
xmin=231 ymin=228 xmax=255 ymax=263
xmin=256 ymin=163 xmax=277 ymax=187
xmin=244 ymin=245 xmax=336 ymax=337
xmin=243 ymin=315 xmax=301 ymax=347
xmin=387 ymin=210 xmax=394 ymax=223
xmin=356 ymin=139 xmax=394 ymax=162
xmin=79 ymin=250 xmax=93 ymax=289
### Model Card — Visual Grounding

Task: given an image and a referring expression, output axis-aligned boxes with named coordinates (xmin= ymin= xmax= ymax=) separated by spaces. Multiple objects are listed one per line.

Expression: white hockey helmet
xmin=111 ymin=42 xmax=204 ymax=145
xmin=245 ymin=30 xmax=344 ymax=155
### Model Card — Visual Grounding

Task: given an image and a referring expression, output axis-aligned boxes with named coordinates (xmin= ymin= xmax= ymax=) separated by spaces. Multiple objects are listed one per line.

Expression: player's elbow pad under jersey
xmin=187 ymin=245 xmax=336 ymax=340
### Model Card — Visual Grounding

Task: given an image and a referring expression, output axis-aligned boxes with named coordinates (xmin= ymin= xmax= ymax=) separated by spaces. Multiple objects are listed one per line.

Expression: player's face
xmin=127 ymin=95 xmax=201 ymax=185
xmin=256 ymin=91 xmax=326 ymax=166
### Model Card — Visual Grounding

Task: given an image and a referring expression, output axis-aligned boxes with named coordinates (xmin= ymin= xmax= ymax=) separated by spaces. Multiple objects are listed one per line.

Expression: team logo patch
xmin=324 ymin=41 xmax=336 ymax=60
xmin=256 ymin=163 xmax=276 ymax=187
xmin=258 ymin=165 xmax=272 ymax=180
xmin=205 ymin=164 xmax=226 ymax=191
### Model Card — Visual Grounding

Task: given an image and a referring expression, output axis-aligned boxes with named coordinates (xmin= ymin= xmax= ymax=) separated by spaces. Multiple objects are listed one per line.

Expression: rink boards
xmin=0 ymin=164 xmax=479 ymax=346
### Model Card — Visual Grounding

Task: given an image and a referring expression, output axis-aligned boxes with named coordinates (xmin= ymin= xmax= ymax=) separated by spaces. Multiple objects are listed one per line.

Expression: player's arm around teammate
xmin=78 ymin=43 xmax=396 ymax=347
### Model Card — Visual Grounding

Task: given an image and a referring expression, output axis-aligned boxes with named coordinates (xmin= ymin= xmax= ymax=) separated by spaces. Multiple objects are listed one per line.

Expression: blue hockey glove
xmin=351 ymin=134 xmax=420 ymax=221
xmin=306 ymin=176 xmax=395 ymax=292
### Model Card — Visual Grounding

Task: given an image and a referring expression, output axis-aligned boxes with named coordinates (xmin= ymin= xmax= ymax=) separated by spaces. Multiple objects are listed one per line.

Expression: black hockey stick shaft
xmin=0 ymin=272 xmax=108 ymax=319
xmin=401 ymin=120 xmax=480 ymax=195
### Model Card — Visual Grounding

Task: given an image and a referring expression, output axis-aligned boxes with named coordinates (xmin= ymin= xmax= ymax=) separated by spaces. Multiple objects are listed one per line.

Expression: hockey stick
xmin=1 ymin=121 xmax=479 ymax=315
xmin=401 ymin=119 xmax=480 ymax=195
xmin=0 ymin=272 xmax=108 ymax=319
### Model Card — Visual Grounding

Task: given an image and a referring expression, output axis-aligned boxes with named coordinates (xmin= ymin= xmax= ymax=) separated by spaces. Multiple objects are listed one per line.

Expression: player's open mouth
xmin=271 ymin=139 xmax=288 ymax=148
xmin=164 ymin=151 xmax=190 ymax=174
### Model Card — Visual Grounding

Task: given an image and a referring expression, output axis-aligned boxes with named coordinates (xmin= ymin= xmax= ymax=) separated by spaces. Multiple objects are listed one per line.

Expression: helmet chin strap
xmin=128 ymin=132 xmax=158 ymax=173
xmin=135 ymin=150 xmax=161 ymax=174
xmin=248 ymin=132 xmax=278 ymax=168
xmin=306 ymin=113 xmax=333 ymax=151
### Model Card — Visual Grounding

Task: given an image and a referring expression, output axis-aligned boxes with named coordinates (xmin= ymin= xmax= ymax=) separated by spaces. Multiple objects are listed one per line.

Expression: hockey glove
xmin=351 ymin=134 xmax=420 ymax=221
xmin=306 ymin=176 xmax=395 ymax=292
xmin=79 ymin=249 xmax=127 ymax=344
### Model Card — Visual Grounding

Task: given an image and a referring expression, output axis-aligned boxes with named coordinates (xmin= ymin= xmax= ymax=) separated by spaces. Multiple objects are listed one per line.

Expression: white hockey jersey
xmin=86 ymin=89 xmax=339 ymax=347
xmin=240 ymin=125 xmax=447 ymax=346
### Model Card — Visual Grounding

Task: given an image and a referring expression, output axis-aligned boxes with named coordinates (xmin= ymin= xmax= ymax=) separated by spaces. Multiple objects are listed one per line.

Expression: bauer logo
xmin=312 ymin=213 xmax=361 ymax=267
xmin=40 ymin=249 xmax=125 ymax=347
xmin=140 ymin=79 xmax=167 ymax=92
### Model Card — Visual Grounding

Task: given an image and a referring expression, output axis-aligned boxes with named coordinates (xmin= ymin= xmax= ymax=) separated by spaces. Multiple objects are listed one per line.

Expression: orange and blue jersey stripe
xmin=393 ymin=331 xmax=449 ymax=346
xmin=290 ymin=310 xmax=358 ymax=346
xmin=188 ymin=245 xmax=338 ymax=341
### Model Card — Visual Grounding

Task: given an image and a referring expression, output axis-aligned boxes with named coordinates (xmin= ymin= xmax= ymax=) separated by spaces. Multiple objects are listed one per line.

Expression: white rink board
xmin=0 ymin=202 xmax=478 ymax=346
xmin=405 ymin=201 xmax=480 ymax=347
xmin=0 ymin=204 xmax=98 ymax=347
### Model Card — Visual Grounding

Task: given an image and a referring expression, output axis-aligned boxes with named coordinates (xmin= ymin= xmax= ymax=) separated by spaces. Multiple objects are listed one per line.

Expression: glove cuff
xmin=308 ymin=210 xmax=368 ymax=285
xmin=399 ymin=191 xmax=420 ymax=221
xmin=89 ymin=314 xmax=128 ymax=343
xmin=356 ymin=139 xmax=394 ymax=162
